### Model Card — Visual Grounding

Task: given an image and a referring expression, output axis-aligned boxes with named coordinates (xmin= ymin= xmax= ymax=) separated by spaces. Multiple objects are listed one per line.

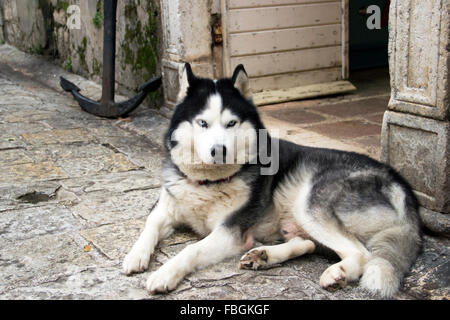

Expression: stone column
xmin=159 ymin=0 xmax=217 ymax=115
xmin=160 ymin=0 xmax=213 ymax=65
xmin=381 ymin=0 xmax=450 ymax=236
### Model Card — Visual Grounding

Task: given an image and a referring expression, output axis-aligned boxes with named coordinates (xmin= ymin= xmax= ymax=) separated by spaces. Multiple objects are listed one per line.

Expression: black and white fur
xmin=123 ymin=64 xmax=422 ymax=297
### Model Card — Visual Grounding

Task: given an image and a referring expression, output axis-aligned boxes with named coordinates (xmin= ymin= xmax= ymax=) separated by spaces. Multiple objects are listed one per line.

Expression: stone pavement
xmin=0 ymin=44 xmax=448 ymax=300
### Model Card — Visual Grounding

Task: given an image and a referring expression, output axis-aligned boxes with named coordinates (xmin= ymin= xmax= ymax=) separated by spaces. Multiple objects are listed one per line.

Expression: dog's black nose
xmin=211 ymin=144 xmax=227 ymax=162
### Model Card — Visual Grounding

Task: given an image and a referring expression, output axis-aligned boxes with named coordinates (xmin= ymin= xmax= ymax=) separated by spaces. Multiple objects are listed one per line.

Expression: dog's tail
xmin=360 ymin=184 xmax=422 ymax=297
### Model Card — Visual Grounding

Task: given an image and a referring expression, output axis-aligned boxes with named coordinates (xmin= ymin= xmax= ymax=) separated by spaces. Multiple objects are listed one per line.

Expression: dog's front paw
xmin=146 ymin=264 xmax=182 ymax=295
xmin=122 ymin=242 xmax=152 ymax=275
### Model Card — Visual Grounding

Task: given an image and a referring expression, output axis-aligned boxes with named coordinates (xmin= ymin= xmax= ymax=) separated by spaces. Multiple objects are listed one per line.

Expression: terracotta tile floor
xmin=259 ymin=68 xmax=390 ymax=160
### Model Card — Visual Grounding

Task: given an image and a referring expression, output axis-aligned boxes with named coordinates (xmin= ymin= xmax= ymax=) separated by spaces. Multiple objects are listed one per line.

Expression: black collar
xmin=197 ymin=175 xmax=234 ymax=186
xmin=170 ymin=162 xmax=238 ymax=186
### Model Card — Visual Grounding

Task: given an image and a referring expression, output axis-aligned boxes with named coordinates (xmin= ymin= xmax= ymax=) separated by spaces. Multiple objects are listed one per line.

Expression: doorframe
xmin=220 ymin=0 xmax=231 ymax=77
xmin=341 ymin=0 xmax=349 ymax=80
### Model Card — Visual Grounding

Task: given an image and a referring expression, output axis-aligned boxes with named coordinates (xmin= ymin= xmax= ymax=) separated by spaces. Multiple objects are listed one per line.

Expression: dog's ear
xmin=184 ymin=63 xmax=196 ymax=85
xmin=231 ymin=64 xmax=252 ymax=100
xmin=177 ymin=63 xmax=196 ymax=102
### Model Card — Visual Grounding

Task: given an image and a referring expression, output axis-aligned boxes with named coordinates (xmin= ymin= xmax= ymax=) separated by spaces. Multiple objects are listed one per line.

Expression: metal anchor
xmin=60 ymin=0 xmax=162 ymax=118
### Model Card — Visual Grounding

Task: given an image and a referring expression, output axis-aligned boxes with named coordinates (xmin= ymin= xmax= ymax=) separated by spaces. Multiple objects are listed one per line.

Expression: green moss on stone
xmin=120 ymin=0 xmax=159 ymax=82
xmin=37 ymin=0 xmax=57 ymax=57
xmin=28 ymin=45 xmax=45 ymax=55
xmin=96 ymin=0 xmax=103 ymax=13
xmin=92 ymin=11 xmax=104 ymax=29
xmin=92 ymin=57 xmax=102 ymax=76
xmin=124 ymin=2 xmax=138 ymax=19
xmin=55 ymin=0 xmax=70 ymax=12
xmin=64 ymin=56 xmax=73 ymax=71
xmin=76 ymin=37 xmax=88 ymax=72
xmin=92 ymin=0 xmax=104 ymax=29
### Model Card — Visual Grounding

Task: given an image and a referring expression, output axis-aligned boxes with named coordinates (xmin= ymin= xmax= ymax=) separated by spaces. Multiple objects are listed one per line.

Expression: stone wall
xmin=0 ymin=0 xmax=163 ymax=107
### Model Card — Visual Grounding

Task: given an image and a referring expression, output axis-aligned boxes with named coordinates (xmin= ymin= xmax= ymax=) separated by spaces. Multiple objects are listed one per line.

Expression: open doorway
xmin=349 ymin=0 xmax=390 ymax=71
xmin=347 ymin=0 xmax=391 ymax=99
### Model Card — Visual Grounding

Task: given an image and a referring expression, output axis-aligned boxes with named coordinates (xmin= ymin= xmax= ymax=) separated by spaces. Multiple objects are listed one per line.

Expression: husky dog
xmin=123 ymin=64 xmax=422 ymax=298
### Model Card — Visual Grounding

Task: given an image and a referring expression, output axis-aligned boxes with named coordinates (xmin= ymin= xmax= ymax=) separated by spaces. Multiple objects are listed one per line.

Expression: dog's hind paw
xmin=239 ymin=249 xmax=269 ymax=270
xmin=320 ymin=264 xmax=347 ymax=291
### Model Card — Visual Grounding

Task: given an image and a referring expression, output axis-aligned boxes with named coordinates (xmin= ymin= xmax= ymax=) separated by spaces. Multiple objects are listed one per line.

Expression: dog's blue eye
xmin=197 ymin=120 xmax=208 ymax=128
xmin=227 ymin=120 xmax=237 ymax=128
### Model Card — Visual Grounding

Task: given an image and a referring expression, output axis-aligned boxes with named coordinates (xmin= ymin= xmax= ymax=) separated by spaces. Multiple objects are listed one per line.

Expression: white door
xmin=221 ymin=0 xmax=352 ymax=105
